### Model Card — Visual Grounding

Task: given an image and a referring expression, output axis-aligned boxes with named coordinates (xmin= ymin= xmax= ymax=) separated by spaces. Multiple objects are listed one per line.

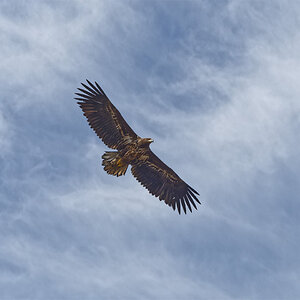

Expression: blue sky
xmin=1 ymin=0 xmax=300 ymax=299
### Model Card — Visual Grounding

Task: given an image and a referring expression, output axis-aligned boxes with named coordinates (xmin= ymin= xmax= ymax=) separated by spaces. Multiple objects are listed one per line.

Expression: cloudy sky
xmin=1 ymin=0 xmax=300 ymax=299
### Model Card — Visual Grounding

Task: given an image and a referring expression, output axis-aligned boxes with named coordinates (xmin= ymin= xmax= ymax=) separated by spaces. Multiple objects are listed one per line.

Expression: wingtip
xmin=86 ymin=79 xmax=94 ymax=88
xmin=188 ymin=185 xmax=200 ymax=195
xmin=177 ymin=201 xmax=181 ymax=215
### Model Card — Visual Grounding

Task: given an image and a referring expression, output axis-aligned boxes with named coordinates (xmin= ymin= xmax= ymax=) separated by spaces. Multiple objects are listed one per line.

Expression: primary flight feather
xmin=75 ymin=80 xmax=200 ymax=214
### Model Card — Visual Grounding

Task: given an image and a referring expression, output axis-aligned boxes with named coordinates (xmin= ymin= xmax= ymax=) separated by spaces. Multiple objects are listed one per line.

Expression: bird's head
xmin=146 ymin=138 xmax=154 ymax=144
xmin=138 ymin=138 xmax=154 ymax=147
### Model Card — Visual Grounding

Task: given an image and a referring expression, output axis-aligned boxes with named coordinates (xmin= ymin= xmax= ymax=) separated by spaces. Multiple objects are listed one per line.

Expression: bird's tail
xmin=102 ymin=151 xmax=128 ymax=177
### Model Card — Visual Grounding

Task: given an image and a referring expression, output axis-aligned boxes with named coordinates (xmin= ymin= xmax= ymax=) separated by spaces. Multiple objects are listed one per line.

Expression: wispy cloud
xmin=1 ymin=0 xmax=300 ymax=299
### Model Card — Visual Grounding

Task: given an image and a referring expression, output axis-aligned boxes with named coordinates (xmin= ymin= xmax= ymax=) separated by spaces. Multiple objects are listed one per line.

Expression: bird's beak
xmin=149 ymin=139 xmax=154 ymax=143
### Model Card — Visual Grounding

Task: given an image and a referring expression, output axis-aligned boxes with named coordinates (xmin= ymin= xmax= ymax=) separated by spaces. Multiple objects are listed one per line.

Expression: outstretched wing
xmin=131 ymin=150 xmax=200 ymax=214
xmin=75 ymin=80 xmax=138 ymax=150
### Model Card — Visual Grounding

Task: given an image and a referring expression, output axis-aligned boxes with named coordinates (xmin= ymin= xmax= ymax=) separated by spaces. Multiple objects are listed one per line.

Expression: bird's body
xmin=101 ymin=137 xmax=153 ymax=177
xmin=75 ymin=80 xmax=200 ymax=214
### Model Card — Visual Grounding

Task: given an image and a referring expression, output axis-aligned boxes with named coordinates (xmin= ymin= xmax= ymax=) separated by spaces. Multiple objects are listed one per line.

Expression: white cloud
xmin=1 ymin=0 xmax=300 ymax=299
xmin=0 ymin=110 xmax=12 ymax=156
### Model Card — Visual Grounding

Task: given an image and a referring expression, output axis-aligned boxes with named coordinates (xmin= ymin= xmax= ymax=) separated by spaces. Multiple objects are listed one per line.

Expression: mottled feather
xmin=131 ymin=151 xmax=200 ymax=214
xmin=75 ymin=80 xmax=138 ymax=150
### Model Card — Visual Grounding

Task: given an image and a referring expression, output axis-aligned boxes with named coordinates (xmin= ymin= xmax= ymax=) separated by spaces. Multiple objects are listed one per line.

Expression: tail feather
xmin=102 ymin=151 xmax=128 ymax=177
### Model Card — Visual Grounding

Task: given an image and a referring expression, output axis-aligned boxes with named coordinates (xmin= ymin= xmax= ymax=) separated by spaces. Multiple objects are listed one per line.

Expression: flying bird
xmin=75 ymin=80 xmax=200 ymax=214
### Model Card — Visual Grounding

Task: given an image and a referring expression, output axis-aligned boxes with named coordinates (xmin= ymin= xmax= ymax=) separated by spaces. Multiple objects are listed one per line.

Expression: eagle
xmin=75 ymin=80 xmax=200 ymax=214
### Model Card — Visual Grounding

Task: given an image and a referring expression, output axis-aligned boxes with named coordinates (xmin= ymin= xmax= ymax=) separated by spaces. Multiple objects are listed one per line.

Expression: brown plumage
xmin=75 ymin=80 xmax=200 ymax=214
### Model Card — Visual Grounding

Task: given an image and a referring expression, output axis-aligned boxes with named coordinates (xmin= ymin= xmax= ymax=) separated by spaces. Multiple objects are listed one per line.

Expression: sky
xmin=1 ymin=0 xmax=300 ymax=299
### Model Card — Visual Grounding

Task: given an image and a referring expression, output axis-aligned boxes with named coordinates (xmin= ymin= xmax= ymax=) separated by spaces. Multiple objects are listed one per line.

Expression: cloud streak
xmin=1 ymin=0 xmax=300 ymax=299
